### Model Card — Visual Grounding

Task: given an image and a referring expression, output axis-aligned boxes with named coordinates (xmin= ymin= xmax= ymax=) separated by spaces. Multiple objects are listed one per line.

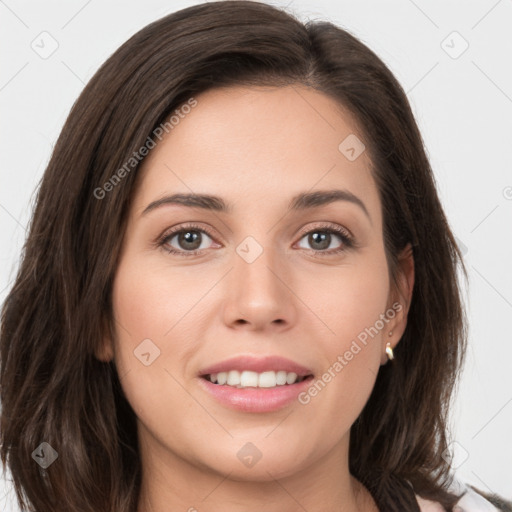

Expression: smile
xmin=203 ymin=370 xmax=309 ymax=388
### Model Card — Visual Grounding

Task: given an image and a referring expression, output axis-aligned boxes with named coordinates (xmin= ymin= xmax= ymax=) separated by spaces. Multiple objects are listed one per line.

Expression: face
xmin=98 ymin=85 xmax=414 ymax=483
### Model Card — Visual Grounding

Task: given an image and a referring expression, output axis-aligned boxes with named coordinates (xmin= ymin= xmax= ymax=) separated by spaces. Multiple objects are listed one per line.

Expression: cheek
xmin=109 ymin=256 xmax=205 ymax=443
xmin=111 ymin=253 xmax=206 ymax=345
xmin=109 ymin=255 xmax=198 ymax=400
xmin=300 ymin=253 xmax=390 ymax=421
xmin=318 ymin=253 xmax=391 ymax=351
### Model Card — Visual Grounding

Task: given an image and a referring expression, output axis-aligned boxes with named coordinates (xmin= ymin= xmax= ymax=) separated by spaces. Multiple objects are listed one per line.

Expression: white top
xmin=415 ymin=480 xmax=500 ymax=511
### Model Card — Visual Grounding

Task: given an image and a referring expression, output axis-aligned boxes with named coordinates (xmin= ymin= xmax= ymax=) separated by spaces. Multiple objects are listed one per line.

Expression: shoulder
xmin=451 ymin=484 xmax=503 ymax=511
xmin=415 ymin=494 xmax=446 ymax=512
xmin=415 ymin=480 xmax=504 ymax=512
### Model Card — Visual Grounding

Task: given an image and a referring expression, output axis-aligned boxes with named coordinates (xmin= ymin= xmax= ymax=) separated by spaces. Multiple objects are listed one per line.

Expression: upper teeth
xmin=208 ymin=370 xmax=304 ymax=388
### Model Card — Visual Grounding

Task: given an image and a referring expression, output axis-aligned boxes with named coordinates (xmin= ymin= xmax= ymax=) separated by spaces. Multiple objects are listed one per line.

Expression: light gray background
xmin=1 ymin=0 xmax=511 ymax=509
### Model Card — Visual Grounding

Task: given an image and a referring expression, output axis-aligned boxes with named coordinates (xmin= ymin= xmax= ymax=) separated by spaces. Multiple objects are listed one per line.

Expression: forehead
xmin=133 ymin=85 xmax=380 ymax=222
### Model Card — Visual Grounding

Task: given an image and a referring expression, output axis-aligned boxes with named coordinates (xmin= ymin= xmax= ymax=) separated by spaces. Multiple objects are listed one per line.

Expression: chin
xmin=198 ymin=443 xmax=312 ymax=482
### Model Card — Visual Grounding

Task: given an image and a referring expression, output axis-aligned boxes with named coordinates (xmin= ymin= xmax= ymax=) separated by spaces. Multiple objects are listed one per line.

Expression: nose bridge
xmin=224 ymin=233 xmax=296 ymax=328
xmin=234 ymin=233 xmax=282 ymax=298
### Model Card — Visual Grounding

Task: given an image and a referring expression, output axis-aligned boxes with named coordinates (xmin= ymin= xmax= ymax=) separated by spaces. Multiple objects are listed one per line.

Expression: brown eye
xmin=296 ymin=226 xmax=352 ymax=255
xmin=158 ymin=223 xmax=219 ymax=256
xmin=304 ymin=231 xmax=338 ymax=251
xmin=164 ymin=229 xmax=213 ymax=252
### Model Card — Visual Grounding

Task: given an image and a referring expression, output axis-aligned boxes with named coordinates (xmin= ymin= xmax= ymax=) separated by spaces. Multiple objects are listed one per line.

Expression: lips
xmin=198 ymin=355 xmax=313 ymax=378
xmin=197 ymin=355 xmax=315 ymax=413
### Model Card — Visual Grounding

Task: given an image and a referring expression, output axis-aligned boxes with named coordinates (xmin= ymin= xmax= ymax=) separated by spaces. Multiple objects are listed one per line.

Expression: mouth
xmin=200 ymin=370 xmax=313 ymax=388
xmin=197 ymin=355 xmax=315 ymax=413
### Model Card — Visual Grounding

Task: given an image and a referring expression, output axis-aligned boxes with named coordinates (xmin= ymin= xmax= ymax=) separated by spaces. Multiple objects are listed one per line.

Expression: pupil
xmin=310 ymin=232 xmax=329 ymax=250
xmin=179 ymin=231 xmax=201 ymax=250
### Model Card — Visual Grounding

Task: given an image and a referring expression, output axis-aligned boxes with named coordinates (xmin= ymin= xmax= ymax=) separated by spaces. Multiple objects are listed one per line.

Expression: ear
xmin=94 ymin=316 xmax=115 ymax=362
xmin=380 ymin=243 xmax=415 ymax=365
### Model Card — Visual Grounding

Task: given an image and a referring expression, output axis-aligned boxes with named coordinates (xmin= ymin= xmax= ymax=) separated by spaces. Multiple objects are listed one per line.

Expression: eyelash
xmin=156 ymin=222 xmax=355 ymax=258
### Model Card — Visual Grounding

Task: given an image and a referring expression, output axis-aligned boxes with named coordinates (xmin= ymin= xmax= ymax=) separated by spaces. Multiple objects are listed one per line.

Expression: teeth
xmin=227 ymin=370 xmax=241 ymax=386
xmin=286 ymin=372 xmax=298 ymax=385
xmin=276 ymin=370 xmax=287 ymax=385
xmin=240 ymin=371 xmax=259 ymax=387
xmin=258 ymin=371 xmax=276 ymax=388
xmin=207 ymin=370 xmax=306 ymax=388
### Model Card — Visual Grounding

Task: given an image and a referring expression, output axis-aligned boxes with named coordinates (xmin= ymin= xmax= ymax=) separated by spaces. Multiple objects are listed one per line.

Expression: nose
xmin=222 ymin=240 xmax=298 ymax=332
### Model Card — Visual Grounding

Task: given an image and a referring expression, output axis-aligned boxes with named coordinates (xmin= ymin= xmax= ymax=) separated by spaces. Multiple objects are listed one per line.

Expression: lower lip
xmin=197 ymin=376 xmax=314 ymax=413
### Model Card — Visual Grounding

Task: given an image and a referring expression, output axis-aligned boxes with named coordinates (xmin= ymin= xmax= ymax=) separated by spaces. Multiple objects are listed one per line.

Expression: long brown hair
xmin=0 ymin=1 xmax=475 ymax=510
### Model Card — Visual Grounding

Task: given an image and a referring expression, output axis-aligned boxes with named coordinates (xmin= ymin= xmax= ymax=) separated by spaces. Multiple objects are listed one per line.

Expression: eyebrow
xmin=141 ymin=189 xmax=371 ymax=221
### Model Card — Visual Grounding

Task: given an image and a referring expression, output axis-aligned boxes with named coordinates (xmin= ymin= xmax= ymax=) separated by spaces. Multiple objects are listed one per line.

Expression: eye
xmin=157 ymin=222 xmax=354 ymax=257
xmin=158 ymin=223 xmax=218 ymax=256
xmin=295 ymin=224 xmax=354 ymax=256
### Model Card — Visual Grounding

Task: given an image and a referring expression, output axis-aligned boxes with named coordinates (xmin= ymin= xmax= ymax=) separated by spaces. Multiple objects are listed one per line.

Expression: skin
xmin=96 ymin=84 xmax=414 ymax=512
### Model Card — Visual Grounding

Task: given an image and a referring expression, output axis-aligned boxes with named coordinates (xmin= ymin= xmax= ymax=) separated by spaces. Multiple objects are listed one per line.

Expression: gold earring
xmin=385 ymin=342 xmax=394 ymax=360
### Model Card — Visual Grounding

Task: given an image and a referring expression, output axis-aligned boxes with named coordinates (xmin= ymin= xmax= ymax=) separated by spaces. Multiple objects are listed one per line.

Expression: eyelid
xmin=156 ymin=221 xmax=355 ymax=256
xmin=293 ymin=222 xmax=355 ymax=256
xmin=296 ymin=221 xmax=353 ymax=240
xmin=156 ymin=222 xmax=219 ymax=249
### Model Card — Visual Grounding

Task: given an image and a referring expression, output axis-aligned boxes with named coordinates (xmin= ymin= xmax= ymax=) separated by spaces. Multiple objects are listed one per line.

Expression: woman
xmin=1 ymin=1 xmax=510 ymax=511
